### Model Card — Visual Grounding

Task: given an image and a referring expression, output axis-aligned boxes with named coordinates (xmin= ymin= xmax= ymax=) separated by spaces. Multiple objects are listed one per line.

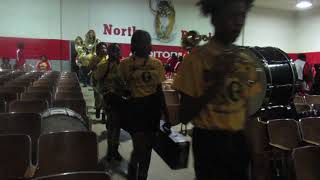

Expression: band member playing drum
xmin=93 ymin=43 xmax=123 ymax=161
xmin=119 ymin=30 xmax=170 ymax=180
xmin=173 ymin=0 xmax=261 ymax=179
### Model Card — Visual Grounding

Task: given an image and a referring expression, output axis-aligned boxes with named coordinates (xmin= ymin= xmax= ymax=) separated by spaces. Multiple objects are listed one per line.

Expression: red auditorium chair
xmin=5 ymin=81 xmax=32 ymax=88
xmin=305 ymin=95 xmax=320 ymax=106
xmin=0 ymin=91 xmax=19 ymax=111
xmin=268 ymin=119 xmax=302 ymax=150
xmin=246 ymin=117 xmax=272 ymax=180
xmin=293 ymin=96 xmax=304 ymax=104
xmin=57 ymin=82 xmax=80 ymax=88
xmin=56 ymin=86 xmax=82 ymax=93
xmin=36 ymin=131 xmax=98 ymax=177
xmin=28 ymin=86 xmax=54 ymax=94
xmin=0 ymin=134 xmax=32 ymax=179
xmin=9 ymin=100 xmax=49 ymax=114
xmin=0 ymin=113 xmax=41 ymax=164
xmin=294 ymin=104 xmax=311 ymax=113
xmin=0 ymin=76 xmax=11 ymax=86
xmin=21 ymin=92 xmax=53 ymax=106
xmin=0 ymin=101 xmax=5 ymax=113
xmin=299 ymin=117 xmax=320 ymax=146
xmin=292 ymin=146 xmax=320 ymax=180
xmin=32 ymin=171 xmax=111 ymax=180
xmin=55 ymin=92 xmax=84 ymax=100
xmin=0 ymin=86 xmax=26 ymax=97
xmin=267 ymin=119 xmax=303 ymax=179
xmin=163 ymin=90 xmax=180 ymax=104
xmin=33 ymin=80 xmax=57 ymax=87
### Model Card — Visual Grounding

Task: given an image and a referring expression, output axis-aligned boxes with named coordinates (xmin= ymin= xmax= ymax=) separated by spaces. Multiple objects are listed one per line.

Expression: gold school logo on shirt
xmin=203 ymin=50 xmax=256 ymax=114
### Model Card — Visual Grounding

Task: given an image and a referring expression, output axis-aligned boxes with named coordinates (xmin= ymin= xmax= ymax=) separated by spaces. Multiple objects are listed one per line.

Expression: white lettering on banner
xmin=150 ymin=51 xmax=183 ymax=59
xmin=181 ymin=30 xmax=213 ymax=41
xmin=103 ymin=24 xmax=136 ymax=37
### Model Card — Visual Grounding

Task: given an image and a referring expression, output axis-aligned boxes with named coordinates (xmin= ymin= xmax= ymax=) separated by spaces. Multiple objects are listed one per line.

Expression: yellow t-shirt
xmin=119 ymin=56 xmax=165 ymax=98
xmin=173 ymin=39 xmax=262 ymax=131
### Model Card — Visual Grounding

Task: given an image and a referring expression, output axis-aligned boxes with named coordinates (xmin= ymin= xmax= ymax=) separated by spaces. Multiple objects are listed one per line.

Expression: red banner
xmin=0 ymin=37 xmax=70 ymax=61
xmin=117 ymin=43 xmax=186 ymax=63
xmin=288 ymin=52 xmax=320 ymax=64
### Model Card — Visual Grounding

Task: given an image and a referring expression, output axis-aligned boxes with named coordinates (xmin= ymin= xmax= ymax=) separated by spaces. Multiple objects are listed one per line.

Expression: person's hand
xmin=162 ymin=122 xmax=172 ymax=134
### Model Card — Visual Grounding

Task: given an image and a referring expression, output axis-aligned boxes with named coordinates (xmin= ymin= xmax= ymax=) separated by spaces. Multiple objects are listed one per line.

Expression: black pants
xmin=80 ymin=66 xmax=90 ymax=86
xmin=193 ymin=128 xmax=249 ymax=180
xmin=127 ymin=132 xmax=155 ymax=180
xmin=106 ymin=108 xmax=121 ymax=152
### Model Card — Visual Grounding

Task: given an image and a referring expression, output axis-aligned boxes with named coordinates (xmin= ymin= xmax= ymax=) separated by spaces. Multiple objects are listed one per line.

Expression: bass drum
xmin=41 ymin=108 xmax=88 ymax=134
xmin=246 ymin=47 xmax=298 ymax=116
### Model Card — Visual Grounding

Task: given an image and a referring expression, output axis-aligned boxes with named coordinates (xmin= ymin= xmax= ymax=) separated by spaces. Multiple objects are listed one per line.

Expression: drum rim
xmin=41 ymin=107 xmax=88 ymax=129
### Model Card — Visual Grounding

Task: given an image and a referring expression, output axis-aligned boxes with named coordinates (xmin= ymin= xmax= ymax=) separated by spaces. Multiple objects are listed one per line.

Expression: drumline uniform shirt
xmin=173 ymin=39 xmax=262 ymax=131
xmin=119 ymin=56 xmax=165 ymax=98
xmin=94 ymin=58 xmax=122 ymax=95
xmin=92 ymin=56 xmax=108 ymax=91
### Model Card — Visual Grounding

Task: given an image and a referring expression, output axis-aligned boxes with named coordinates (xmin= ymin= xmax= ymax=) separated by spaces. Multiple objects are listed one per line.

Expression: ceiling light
xmin=296 ymin=0 xmax=313 ymax=9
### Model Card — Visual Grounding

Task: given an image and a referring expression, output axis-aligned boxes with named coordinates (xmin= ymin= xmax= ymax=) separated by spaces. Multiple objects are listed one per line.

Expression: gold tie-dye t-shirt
xmin=173 ymin=39 xmax=262 ymax=131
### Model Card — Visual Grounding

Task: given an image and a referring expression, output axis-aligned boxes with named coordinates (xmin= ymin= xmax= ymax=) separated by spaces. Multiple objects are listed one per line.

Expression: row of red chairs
xmin=248 ymin=117 xmax=320 ymax=180
xmin=0 ymin=131 xmax=110 ymax=180
xmin=0 ymin=71 xmax=87 ymax=119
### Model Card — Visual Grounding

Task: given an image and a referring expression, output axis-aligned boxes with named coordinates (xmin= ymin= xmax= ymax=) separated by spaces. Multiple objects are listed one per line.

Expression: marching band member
xmin=173 ymin=0 xmax=260 ymax=179
xmin=90 ymin=42 xmax=108 ymax=119
xmin=119 ymin=30 xmax=170 ymax=180
xmin=93 ymin=43 xmax=124 ymax=161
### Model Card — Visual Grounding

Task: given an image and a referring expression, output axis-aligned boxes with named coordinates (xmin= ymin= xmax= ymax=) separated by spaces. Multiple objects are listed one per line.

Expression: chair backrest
xmin=163 ymin=90 xmax=180 ymax=104
xmin=33 ymin=80 xmax=56 ymax=88
xmin=0 ymin=101 xmax=5 ymax=113
xmin=21 ymin=92 xmax=52 ymax=106
xmin=0 ymin=113 xmax=41 ymax=164
xmin=167 ymin=104 xmax=180 ymax=126
xmin=37 ymin=131 xmax=98 ymax=177
xmin=5 ymin=81 xmax=31 ymax=88
xmin=295 ymin=104 xmax=311 ymax=113
xmin=58 ymin=79 xmax=79 ymax=84
xmin=0 ymin=91 xmax=18 ymax=111
xmin=294 ymin=96 xmax=306 ymax=104
xmin=53 ymin=99 xmax=87 ymax=119
xmin=0 ymin=113 xmax=41 ymax=143
xmin=305 ymin=95 xmax=320 ymax=105
xmin=246 ymin=117 xmax=270 ymax=154
xmin=299 ymin=117 xmax=320 ymax=145
xmin=55 ymin=92 xmax=84 ymax=100
xmin=56 ymin=86 xmax=81 ymax=93
xmin=28 ymin=86 xmax=53 ymax=93
xmin=9 ymin=100 xmax=49 ymax=114
xmin=292 ymin=146 xmax=320 ymax=180
xmin=33 ymin=171 xmax=111 ymax=180
xmin=0 ymin=134 xmax=31 ymax=179
xmin=267 ymin=119 xmax=302 ymax=151
xmin=0 ymin=86 xmax=26 ymax=95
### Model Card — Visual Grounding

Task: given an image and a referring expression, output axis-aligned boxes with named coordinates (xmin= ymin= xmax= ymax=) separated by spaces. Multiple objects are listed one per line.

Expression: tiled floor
xmin=82 ymin=86 xmax=195 ymax=180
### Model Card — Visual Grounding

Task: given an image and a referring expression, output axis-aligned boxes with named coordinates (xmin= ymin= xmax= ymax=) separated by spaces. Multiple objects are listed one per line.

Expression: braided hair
xmin=131 ymin=30 xmax=152 ymax=59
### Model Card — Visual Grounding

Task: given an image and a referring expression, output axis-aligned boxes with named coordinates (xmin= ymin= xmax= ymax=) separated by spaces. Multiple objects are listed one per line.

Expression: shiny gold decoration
xmin=149 ymin=0 xmax=176 ymax=42
xmin=181 ymin=30 xmax=201 ymax=51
